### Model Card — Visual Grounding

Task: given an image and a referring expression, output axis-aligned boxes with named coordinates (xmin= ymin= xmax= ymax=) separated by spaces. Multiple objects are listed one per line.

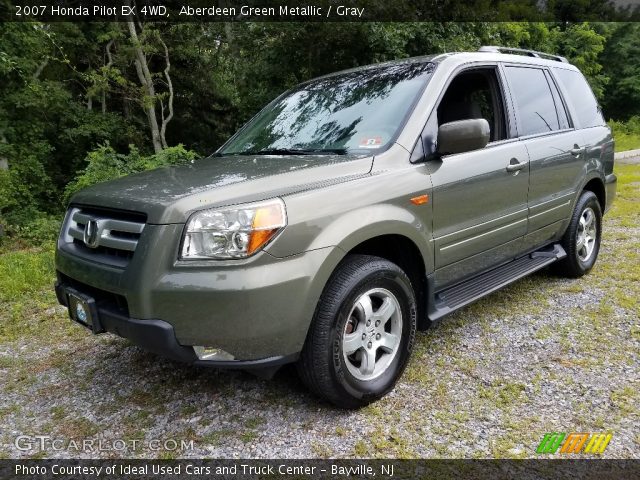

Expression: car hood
xmin=71 ymin=153 xmax=373 ymax=224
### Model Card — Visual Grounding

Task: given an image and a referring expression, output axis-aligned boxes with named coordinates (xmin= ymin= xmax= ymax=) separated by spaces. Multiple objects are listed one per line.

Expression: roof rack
xmin=478 ymin=46 xmax=568 ymax=63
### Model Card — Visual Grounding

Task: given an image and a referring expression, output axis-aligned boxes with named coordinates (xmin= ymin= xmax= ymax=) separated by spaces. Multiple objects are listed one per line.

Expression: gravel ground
xmin=1 ymin=166 xmax=638 ymax=460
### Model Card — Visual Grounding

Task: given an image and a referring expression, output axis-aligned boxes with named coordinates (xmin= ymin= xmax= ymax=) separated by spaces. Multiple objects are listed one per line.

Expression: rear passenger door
xmin=502 ymin=65 xmax=585 ymax=250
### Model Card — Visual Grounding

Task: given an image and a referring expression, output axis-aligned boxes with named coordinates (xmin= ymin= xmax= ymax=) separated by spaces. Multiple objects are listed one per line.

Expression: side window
xmin=554 ymin=68 xmax=605 ymax=128
xmin=504 ymin=66 xmax=560 ymax=136
xmin=436 ymin=68 xmax=507 ymax=142
xmin=545 ymin=71 xmax=570 ymax=130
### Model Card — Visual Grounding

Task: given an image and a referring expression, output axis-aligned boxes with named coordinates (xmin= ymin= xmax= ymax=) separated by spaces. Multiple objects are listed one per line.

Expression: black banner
xmin=2 ymin=459 xmax=640 ymax=480
xmin=2 ymin=0 xmax=640 ymax=23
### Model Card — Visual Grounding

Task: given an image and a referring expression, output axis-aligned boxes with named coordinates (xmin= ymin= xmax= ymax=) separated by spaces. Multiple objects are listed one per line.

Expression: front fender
xmin=268 ymin=203 xmax=433 ymax=349
xmin=267 ymin=202 xmax=433 ymax=274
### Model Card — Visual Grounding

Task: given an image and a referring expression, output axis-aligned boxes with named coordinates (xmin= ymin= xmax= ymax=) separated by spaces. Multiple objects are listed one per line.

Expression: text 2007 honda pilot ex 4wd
xmin=55 ymin=47 xmax=616 ymax=408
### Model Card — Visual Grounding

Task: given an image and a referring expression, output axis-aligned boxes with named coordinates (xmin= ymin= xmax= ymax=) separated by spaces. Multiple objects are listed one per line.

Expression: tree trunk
xmin=102 ymin=39 xmax=114 ymax=114
xmin=33 ymin=58 xmax=49 ymax=80
xmin=223 ymin=21 xmax=243 ymax=90
xmin=0 ymin=132 xmax=7 ymax=171
xmin=158 ymin=35 xmax=174 ymax=149
xmin=125 ymin=12 xmax=163 ymax=153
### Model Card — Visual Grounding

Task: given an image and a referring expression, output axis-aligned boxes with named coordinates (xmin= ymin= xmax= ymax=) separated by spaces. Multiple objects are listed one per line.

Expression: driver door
xmin=427 ymin=65 xmax=530 ymax=289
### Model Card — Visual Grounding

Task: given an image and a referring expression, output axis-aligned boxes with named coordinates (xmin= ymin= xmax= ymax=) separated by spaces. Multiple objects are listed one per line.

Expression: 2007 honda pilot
xmin=55 ymin=47 xmax=616 ymax=408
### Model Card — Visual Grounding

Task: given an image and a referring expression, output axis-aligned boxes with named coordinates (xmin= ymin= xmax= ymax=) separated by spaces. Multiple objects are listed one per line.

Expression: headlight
xmin=180 ymin=198 xmax=286 ymax=259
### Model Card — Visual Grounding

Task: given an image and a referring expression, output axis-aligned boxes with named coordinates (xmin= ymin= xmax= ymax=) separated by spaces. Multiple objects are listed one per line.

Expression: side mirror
xmin=437 ymin=119 xmax=490 ymax=156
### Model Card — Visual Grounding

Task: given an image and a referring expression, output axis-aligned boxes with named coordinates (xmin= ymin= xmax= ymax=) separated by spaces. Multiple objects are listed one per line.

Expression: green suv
xmin=55 ymin=47 xmax=616 ymax=408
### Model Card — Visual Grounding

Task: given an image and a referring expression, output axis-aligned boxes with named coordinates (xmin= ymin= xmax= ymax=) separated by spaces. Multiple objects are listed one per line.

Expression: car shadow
xmin=83 ymin=338 xmax=339 ymax=413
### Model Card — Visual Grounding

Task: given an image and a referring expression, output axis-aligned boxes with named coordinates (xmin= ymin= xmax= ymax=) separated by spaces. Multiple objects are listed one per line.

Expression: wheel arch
xmin=347 ymin=234 xmax=429 ymax=330
xmin=307 ymin=230 xmax=431 ymax=337
xmin=582 ymin=176 xmax=606 ymax=212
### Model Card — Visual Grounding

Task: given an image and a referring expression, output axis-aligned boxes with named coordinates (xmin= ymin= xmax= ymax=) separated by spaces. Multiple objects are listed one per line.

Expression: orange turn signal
xmin=247 ymin=201 xmax=286 ymax=254
xmin=410 ymin=194 xmax=429 ymax=205
xmin=247 ymin=229 xmax=279 ymax=255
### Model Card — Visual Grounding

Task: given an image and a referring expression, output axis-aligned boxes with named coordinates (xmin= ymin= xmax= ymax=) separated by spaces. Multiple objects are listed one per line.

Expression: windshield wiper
xmin=225 ymin=147 xmax=348 ymax=156
xmin=301 ymin=148 xmax=348 ymax=155
xmin=247 ymin=148 xmax=317 ymax=156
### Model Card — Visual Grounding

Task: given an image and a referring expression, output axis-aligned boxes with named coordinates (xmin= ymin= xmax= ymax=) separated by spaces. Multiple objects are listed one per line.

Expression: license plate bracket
xmin=65 ymin=287 xmax=104 ymax=334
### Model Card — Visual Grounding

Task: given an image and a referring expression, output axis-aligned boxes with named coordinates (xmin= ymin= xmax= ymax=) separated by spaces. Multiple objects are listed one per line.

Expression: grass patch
xmin=200 ymin=429 xmax=235 ymax=446
xmin=180 ymin=404 xmax=198 ymax=416
xmin=0 ymin=247 xmax=54 ymax=303
xmin=239 ymin=431 xmax=258 ymax=443
xmin=609 ymin=117 xmax=640 ymax=152
xmin=353 ymin=440 xmax=368 ymax=456
xmin=610 ymin=164 xmax=640 ymax=220
xmin=478 ymin=380 xmax=527 ymax=409
xmin=244 ymin=416 xmax=265 ymax=429
xmin=366 ymin=427 xmax=416 ymax=458
xmin=0 ymin=404 xmax=21 ymax=419
xmin=311 ymin=441 xmax=334 ymax=457
xmin=0 ymin=245 xmax=80 ymax=343
xmin=610 ymin=387 xmax=638 ymax=416
xmin=614 ymin=131 xmax=640 ymax=152
xmin=57 ymin=417 xmax=100 ymax=439
xmin=335 ymin=426 xmax=348 ymax=436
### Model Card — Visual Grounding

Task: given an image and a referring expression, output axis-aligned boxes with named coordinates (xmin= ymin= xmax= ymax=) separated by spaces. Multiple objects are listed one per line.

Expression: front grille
xmin=61 ymin=206 xmax=146 ymax=268
xmin=71 ymin=238 xmax=135 ymax=262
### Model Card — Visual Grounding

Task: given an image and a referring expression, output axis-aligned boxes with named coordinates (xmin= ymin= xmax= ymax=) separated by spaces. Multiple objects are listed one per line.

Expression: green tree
xmin=556 ymin=22 xmax=608 ymax=99
xmin=601 ymin=23 xmax=640 ymax=120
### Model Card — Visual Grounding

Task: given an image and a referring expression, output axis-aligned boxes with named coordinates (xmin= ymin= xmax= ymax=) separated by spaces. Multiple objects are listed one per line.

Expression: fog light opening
xmin=193 ymin=346 xmax=235 ymax=361
xmin=75 ymin=303 xmax=87 ymax=323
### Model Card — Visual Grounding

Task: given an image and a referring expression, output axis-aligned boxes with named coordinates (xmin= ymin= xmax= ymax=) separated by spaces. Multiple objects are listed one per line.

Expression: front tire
xmin=555 ymin=190 xmax=602 ymax=278
xmin=297 ymin=255 xmax=417 ymax=409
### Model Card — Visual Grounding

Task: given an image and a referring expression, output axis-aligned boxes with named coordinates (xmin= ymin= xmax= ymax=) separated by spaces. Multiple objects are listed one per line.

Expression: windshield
xmin=220 ymin=62 xmax=436 ymax=156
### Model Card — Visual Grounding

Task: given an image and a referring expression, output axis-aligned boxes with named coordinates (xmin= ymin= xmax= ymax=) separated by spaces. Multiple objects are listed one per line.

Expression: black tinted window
xmin=554 ymin=68 xmax=605 ymax=128
xmin=505 ymin=66 xmax=560 ymax=136
xmin=437 ymin=69 xmax=507 ymax=142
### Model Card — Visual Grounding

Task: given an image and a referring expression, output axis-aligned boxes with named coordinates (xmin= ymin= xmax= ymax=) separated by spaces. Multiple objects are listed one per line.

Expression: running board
xmin=428 ymin=244 xmax=566 ymax=321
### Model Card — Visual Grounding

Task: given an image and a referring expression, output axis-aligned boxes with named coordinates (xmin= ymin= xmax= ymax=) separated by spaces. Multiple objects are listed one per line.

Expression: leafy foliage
xmin=9 ymin=216 xmax=61 ymax=248
xmin=0 ymin=21 xmax=639 ymax=241
xmin=556 ymin=23 xmax=607 ymax=99
xmin=64 ymin=144 xmax=198 ymax=203
xmin=601 ymin=23 xmax=640 ymax=120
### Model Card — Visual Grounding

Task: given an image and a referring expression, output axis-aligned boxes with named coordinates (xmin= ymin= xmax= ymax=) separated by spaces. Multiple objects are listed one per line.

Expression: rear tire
xmin=297 ymin=254 xmax=417 ymax=409
xmin=554 ymin=190 xmax=602 ymax=278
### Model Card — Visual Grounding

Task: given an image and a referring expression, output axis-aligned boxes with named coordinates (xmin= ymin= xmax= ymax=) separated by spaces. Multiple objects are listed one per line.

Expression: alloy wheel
xmin=341 ymin=288 xmax=403 ymax=381
xmin=576 ymin=207 xmax=597 ymax=262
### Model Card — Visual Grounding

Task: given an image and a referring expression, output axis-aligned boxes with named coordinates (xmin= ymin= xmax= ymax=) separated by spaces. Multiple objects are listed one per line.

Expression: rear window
xmin=554 ymin=68 xmax=605 ymax=128
xmin=504 ymin=66 xmax=561 ymax=136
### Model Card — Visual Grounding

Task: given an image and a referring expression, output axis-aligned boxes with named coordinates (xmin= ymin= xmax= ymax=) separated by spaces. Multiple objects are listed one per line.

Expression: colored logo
xmin=536 ymin=432 xmax=612 ymax=454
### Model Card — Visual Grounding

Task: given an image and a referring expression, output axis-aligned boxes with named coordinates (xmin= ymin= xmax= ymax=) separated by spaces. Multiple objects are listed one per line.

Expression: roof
xmin=310 ymin=48 xmax=578 ymax=83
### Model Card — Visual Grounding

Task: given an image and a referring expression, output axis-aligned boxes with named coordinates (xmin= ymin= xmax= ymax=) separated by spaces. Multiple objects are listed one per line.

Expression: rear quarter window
xmin=504 ymin=66 xmax=561 ymax=137
xmin=553 ymin=68 xmax=605 ymax=128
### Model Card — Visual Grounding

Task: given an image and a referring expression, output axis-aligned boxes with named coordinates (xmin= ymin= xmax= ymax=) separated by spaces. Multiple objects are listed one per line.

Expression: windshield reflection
xmin=222 ymin=62 xmax=436 ymax=156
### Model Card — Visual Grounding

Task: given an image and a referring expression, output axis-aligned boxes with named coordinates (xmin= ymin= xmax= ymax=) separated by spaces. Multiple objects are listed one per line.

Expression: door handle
xmin=570 ymin=146 xmax=583 ymax=156
xmin=506 ymin=159 xmax=526 ymax=173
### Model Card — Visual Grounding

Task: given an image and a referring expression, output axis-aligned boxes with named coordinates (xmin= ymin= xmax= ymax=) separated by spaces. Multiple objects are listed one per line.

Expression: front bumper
xmin=55 ymin=225 xmax=342 ymax=362
xmin=604 ymin=173 xmax=617 ymax=214
xmin=55 ymin=281 xmax=299 ymax=368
